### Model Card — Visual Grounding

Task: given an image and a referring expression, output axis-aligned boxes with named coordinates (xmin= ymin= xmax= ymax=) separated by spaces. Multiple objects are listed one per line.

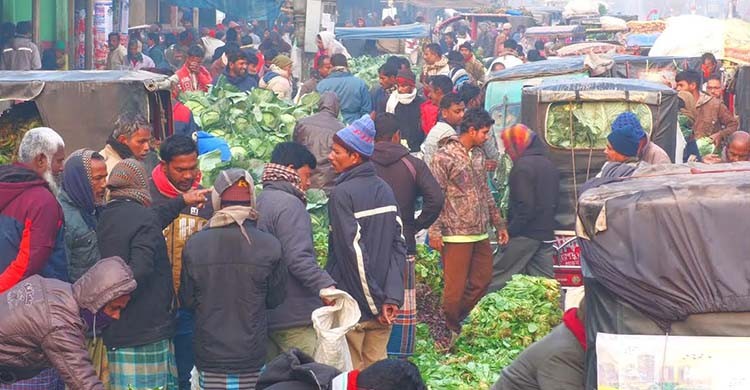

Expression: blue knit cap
xmin=607 ymin=112 xmax=644 ymax=157
xmin=335 ymin=115 xmax=376 ymax=157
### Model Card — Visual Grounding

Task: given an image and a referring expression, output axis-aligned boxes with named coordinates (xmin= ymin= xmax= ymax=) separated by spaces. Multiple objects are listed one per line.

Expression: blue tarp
xmin=626 ymin=33 xmax=661 ymax=47
xmin=487 ymin=57 xmax=588 ymax=81
xmin=164 ymin=0 xmax=283 ymax=21
xmin=334 ymin=23 xmax=431 ymax=40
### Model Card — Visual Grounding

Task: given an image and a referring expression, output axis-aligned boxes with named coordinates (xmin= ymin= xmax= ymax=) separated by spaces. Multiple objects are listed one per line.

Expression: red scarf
xmin=562 ymin=308 xmax=586 ymax=350
xmin=346 ymin=370 xmax=359 ymax=390
xmin=464 ymin=53 xmax=474 ymax=63
xmin=151 ymin=163 xmax=201 ymax=199
xmin=420 ymin=100 xmax=439 ymax=135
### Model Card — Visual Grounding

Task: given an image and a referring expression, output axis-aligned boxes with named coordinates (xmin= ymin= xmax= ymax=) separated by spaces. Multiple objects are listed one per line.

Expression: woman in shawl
xmin=314 ymin=31 xmax=351 ymax=69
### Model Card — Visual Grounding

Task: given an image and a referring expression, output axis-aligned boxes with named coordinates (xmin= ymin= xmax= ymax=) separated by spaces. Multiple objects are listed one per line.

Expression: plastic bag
xmin=312 ymin=288 xmax=362 ymax=371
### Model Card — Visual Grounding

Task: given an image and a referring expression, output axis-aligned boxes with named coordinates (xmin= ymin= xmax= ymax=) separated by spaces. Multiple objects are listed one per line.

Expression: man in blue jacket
xmin=317 ymin=54 xmax=373 ymax=124
xmin=325 ymin=114 xmax=406 ymax=370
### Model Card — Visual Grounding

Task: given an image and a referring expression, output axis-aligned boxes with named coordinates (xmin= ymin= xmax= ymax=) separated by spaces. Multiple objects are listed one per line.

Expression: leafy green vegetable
xmin=197 ymin=149 xmax=228 ymax=188
xmin=696 ymin=137 xmax=715 ymax=156
xmin=546 ymin=102 xmax=653 ymax=149
xmin=306 ymin=189 xmax=329 ymax=267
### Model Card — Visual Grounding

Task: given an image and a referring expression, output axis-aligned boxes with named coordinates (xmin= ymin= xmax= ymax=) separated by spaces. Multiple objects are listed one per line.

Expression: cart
xmin=524 ymin=25 xmax=586 ymax=50
xmin=520 ymin=78 xmax=680 ymax=287
xmin=0 ymin=70 xmax=173 ymax=153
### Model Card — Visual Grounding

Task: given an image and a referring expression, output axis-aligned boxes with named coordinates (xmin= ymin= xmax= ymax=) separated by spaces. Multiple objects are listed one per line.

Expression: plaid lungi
xmin=0 ymin=368 xmax=64 ymax=390
xmin=198 ymin=370 xmax=261 ymax=390
xmin=107 ymin=339 xmax=178 ymax=390
xmin=386 ymin=255 xmax=417 ymax=358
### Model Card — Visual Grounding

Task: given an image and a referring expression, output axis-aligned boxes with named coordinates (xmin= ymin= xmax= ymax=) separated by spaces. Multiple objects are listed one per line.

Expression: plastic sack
xmin=312 ymin=288 xmax=362 ymax=371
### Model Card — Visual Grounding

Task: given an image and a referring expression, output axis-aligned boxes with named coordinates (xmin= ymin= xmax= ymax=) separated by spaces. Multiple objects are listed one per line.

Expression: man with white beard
xmin=0 ymin=127 xmax=68 ymax=294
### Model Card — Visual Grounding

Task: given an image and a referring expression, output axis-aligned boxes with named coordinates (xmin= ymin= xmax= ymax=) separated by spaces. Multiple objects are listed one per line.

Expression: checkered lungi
xmin=386 ymin=255 xmax=417 ymax=358
xmin=0 ymin=368 xmax=64 ymax=390
xmin=107 ymin=339 xmax=178 ymax=390
xmin=198 ymin=370 xmax=261 ymax=390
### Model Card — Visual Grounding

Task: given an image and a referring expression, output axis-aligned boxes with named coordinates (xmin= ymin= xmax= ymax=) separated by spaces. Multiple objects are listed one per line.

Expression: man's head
xmin=127 ymin=39 xmax=140 ymax=57
xmin=186 ymin=45 xmax=205 ymax=73
xmin=605 ymin=112 xmax=643 ymax=162
xmin=459 ymin=108 xmax=494 ymax=147
xmin=108 ymin=32 xmax=120 ymax=48
xmin=502 ymin=22 xmax=512 ymax=35
xmin=422 ymin=43 xmax=442 ymax=65
xmin=74 ymin=256 xmax=137 ymax=328
xmin=503 ymin=39 xmax=518 ymax=54
xmin=378 ymin=62 xmax=399 ymax=90
xmin=459 ymin=42 xmax=473 ymax=60
xmin=535 ymin=39 xmax=545 ymax=52
xmin=225 ymin=27 xmax=239 ymax=43
xmin=374 ymin=112 xmax=401 ymax=144
xmin=147 ymin=32 xmax=159 ymax=47
xmin=706 ymin=74 xmax=723 ymax=99
xmin=159 ymin=135 xmax=199 ymax=192
xmin=429 ymin=75 xmax=454 ymax=106
xmin=331 ymin=53 xmax=348 ymax=69
xmin=701 ymin=52 xmax=717 ymax=74
xmin=443 ymin=31 xmax=456 ymax=47
xmin=245 ymin=50 xmax=259 ymax=74
xmin=62 ymin=149 xmax=108 ymax=207
xmin=268 ymin=142 xmax=318 ymax=191
xmin=675 ymin=70 xmax=701 ymax=98
xmin=459 ymin=84 xmax=481 ymax=109
xmin=212 ymin=168 xmax=256 ymax=209
xmin=357 ymin=359 xmax=427 ymax=390
xmin=329 ymin=115 xmax=376 ymax=173
xmin=227 ymin=50 xmax=249 ymax=77
xmin=18 ymin=127 xmax=65 ymax=193
xmin=396 ymin=69 xmax=417 ymax=95
xmin=357 ymin=17 xmax=366 ymax=27
xmin=726 ymin=131 xmax=750 ymax=163
xmin=440 ymin=93 xmax=466 ymax=127
xmin=386 ymin=56 xmax=410 ymax=72
xmin=107 ymin=159 xmax=152 ymax=206
xmin=317 ymin=55 xmax=332 ymax=78
xmin=491 ymin=62 xmax=506 ymax=72
xmin=113 ymin=113 xmax=151 ymax=160
xmin=272 ymin=55 xmax=293 ymax=73
xmin=15 ymin=21 xmax=32 ymax=37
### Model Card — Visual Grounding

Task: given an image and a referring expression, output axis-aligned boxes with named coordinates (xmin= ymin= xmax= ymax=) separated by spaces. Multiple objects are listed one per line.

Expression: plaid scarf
xmin=107 ymin=159 xmax=152 ymax=206
xmin=208 ymin=206 xmax=259 ymax=246
xmin=261 ymin=163 xmax=306 ymax=202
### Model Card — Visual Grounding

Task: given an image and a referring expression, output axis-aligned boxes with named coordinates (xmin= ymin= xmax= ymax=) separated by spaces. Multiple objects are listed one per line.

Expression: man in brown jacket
xmin=676 ymin=70 xmax=738 ymax=146
xmin=429 ymin=108 xmax=508 ymax=349
xmin=459 ymin=42 xmax=486 ymax=85
xmin=0 ymin=257 xmax=136 ymax=390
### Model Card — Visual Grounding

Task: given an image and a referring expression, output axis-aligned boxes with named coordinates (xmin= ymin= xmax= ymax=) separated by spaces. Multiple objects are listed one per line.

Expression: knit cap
xmin=607 ymin=112 xmax=644 ymax=157
xmin=334 ymin=115 xmax=376 ymax=157
xmin=107 ymin=158 xmax=152 ymax=206
xmin=210 ymin=168 xmax=256 ymax=211
xmin=397 ymin=68 xmax=416 ymax=87
xmin=272 ymin=55 xmax=292 ymax=69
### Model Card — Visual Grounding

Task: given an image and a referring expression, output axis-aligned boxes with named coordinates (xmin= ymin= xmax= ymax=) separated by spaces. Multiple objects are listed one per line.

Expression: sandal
xmin=435 ymin=330 xmax=460 ymax=353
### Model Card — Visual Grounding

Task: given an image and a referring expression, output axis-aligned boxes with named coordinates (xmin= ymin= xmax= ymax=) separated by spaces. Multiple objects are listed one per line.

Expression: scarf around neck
xmin=385 ymin=89 xmax=417 ymax=114
xmin=424 ymin=56 xmax=448 ymax=74
xmin=62 ymin=149 xmax=101 ymax=229
xmin=208 ymin=205 xmax=259 ymax=246
xmin=562 ymin=307 xmax=586 ymax=350
xmin=261 ymin=163 xmax=306 ymax=202
xmin=106 ymin=135 xmax=135 ymax=160
xmin=151 ymin=162 xmax=201 ymax=199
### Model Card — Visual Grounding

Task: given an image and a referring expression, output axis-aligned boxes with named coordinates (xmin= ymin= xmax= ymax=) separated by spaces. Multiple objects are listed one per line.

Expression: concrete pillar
xmin=32 ymin=0 xmax=41 ymax=44
xmin=85 ymin=0 xmax=93 ymax=69
xmin=130 ymin=0 xmax=146 ymax=27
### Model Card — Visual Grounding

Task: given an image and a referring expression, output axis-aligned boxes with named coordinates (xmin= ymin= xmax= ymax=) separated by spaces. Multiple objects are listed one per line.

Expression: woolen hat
xmin=334 ymin=115 xmax=376 ymax=157
xmin=272 ymin=55 xmax=292 ymax=68
xmin=396 ymin=68 xmax=416 ymax=87
xmin=210 ymin=168 xmax=256 ymax=211
xmin=107 ymin=158 xmax=152 ymax=206
xmin=607 ymin=112 xmax=643 ymax=157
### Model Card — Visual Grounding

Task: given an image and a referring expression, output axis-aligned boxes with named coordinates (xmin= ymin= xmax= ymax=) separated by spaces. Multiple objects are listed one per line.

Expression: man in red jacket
xmin=170 ymin=45 xmax=212 ymax=98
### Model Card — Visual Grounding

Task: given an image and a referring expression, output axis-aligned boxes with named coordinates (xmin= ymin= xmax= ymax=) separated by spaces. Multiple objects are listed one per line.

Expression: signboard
xmin=93 ymin=0 xmax=113 ymax=69
xmin=597 ymin=333 xmax=750 ymax=389
xmin=304 ymin=0 xmax=322 ymax=53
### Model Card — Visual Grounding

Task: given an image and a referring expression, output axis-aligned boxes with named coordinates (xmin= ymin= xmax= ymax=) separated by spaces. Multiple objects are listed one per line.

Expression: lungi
xmin=0 ymin=368 xmax=64 ymax=390
xmin=386 ymin=255 xmax=417 ymax=358
xmin=198 ymin=370 xmax=261 ymax=390
xmin=107 ymin=339 xmax=178 ymax=390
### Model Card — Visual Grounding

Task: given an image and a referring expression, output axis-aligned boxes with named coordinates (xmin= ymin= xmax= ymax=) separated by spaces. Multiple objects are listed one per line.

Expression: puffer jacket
xmin=256 ymin=349 xmax=341 ymax=390
xmin=260 ymin=65 xmax=293 ymax=101
xmin=293 ymin=92 xmax=345 ymax=194
xmin=58 ymin=190 xmax=100 ymax=282
xmin=0 ymin=256 xmax=136 ymax=390
xmin=257 ymin=181 xmax=336 ymax=331
xmin=316 ymin=70 xmax=372 ymax=124
xmin=1 ymin=37 xmax=41 ymax=70
xmin=325 ymin=162 xmax=406 ymax=321
xmin=428 ymin=137 xmax=505 ymax=239
xmin=694 ymin=93 xmax=738 ymax=140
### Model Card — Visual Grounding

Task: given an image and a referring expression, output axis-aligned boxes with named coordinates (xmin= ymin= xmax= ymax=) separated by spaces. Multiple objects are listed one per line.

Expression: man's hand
xmin=182 ymin=188 xmax=211 ymax=208
xmin=710 ymin=132 xmax=722 ymax=147
xmin=429 ymin=235 xmax=444 ymax=252
xmin=320 ymin=285 xmax=336 ymax=306
xmin=377 ymin=303 xmax=399 ymax=325
xmin=702 ymin=154 xmax=722 ymax=164
xmin=498 ymin=229 xmax=510 ymax=246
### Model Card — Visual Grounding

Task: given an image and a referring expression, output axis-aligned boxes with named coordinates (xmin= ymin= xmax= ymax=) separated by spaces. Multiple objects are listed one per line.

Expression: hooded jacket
xmin=179 ymin=220 xmax=285 ymax=373
xmin=325 ymin=162 xmax=406 ymax=321
xmin=257 ymin=181 xmax=336 ymax=331
xmin=214 ymin=68 xmax=259 ymax=92
xmin=97 ymin=197 xmax=186 ymax=348
xmin=1 ymin=37 xmax=41 ymax=70
xmin=261 ymin=64 xmax=294 ymax=101
xmin=428 ymin=137 xmax=505 ymax=239
xmin=507 ymin=138 xmax=560 ymax=242
xmin=293 ymin=93 xmax=345 ymax=194
xmin=0 ymin=256 xmax=136 ymax=390
xmin=256 ymin=349 xmax=341 ymax=390
xmin=0 ymin=164 xmax=67 ymax=293
xmin=316 ymin=70 xmax=372 ymax=124
xmin=371 ymin=142 xmax=444 ymax=254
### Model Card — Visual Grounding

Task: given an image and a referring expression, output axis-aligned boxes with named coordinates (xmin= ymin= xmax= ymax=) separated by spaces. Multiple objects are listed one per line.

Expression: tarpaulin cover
xmin=525 ymin=25 xmax=585 ymax=37
xmin=611 ymin=55 xmax=701 ymax=81
xmin=578 ymin=162 xmax=750 ymax=330
xmin=334 ymin=23 xmax=431 ymax=40
xmin=625 ymin=33 xmax=660 ymax=47
xmin=487 ymin=56 xmax=587 ymax=82
xmin=649 ymin=16 xmax=750 ymax=64
xmin=164 ymin=0 xmax=283 ymax=22
xmin=736 ymin=66 xmax=750 ymax=131
xmin=520 ymin=78 xmax=678 ymax=229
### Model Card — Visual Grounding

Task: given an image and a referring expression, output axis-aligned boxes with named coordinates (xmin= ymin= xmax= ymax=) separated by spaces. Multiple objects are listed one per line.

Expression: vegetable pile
xmin=546 ymin=102 xmax=652 ymax=149
xmin=348 ymin=55 xmax=390 ymax=89
xmin=0 ymin=102 xmax=44 ymax=164
xmin=412 ymin=272 xmax=562 ymax=389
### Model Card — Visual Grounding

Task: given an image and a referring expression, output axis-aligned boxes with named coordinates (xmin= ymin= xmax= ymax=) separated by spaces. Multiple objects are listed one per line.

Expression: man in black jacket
xmin=371 ymin=113 xmax=444 ymax=359
xmin=257 ymin=142 xmax=336 ymax=361
xmin=180 ymin=168 xmax=285 ymax=389
xmin=489 ymin=125 xmax=560 ymax=293
xmin=326 ymin=114 xmax=407 ymax=370
xmin=97 ymin=159 xmax=209 ymax=389
xmin=385 ymin=69 xmax=425 ymax=152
